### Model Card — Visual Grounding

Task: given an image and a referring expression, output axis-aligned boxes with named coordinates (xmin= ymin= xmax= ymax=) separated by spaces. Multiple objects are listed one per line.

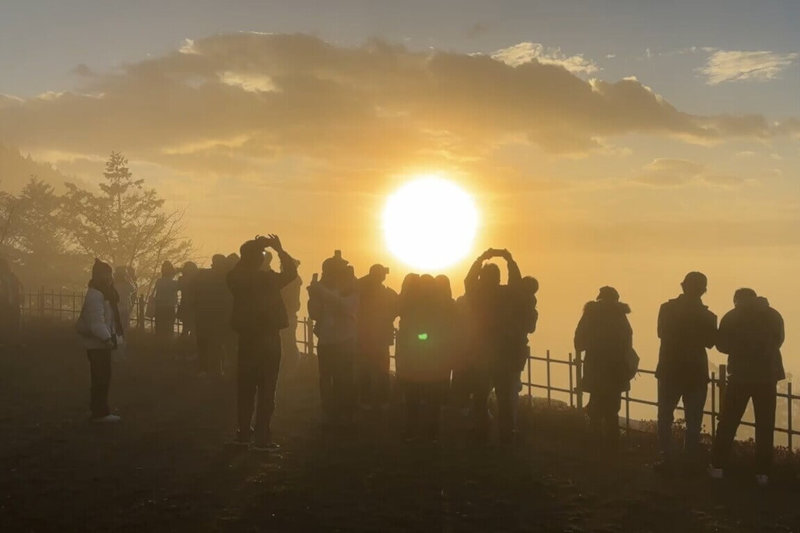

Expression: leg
xmin=752 ymin=382 xmax=777 ymax=475
xmin=711 ymin=381 xmax=751 ymax=469
xmin=602 ymin=390 xmax=622 ymax=447
xmin=657 ymin=379 xmax=683 ymax=460
xmin=493 ymin=367 xmax=518 ymax=443
xmin=87 ymin=349 xmax=112 ymax=418
xmin=404 ymin=382 xmax=421 ymax=436
xmin=682 ymin=381 xmax=709 ymax=458
xmin=236 ymin=335 xmax=258 ymax=439
xmin=317 ymin=344 xmax=335 ymax=420
xmin=254 ymin=332 xmax=282 ymax=444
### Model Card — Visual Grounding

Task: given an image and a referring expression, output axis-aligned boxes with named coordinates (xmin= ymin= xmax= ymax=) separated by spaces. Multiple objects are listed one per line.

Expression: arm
xmin=464 ymin=249 xmax=491 ymax=294
xmin=265 ymin=234 xmax=298 ymax=288
xmin=499 ymin=249 xmax=521 ymax=286
xmin=715 ymin=312 xmax=733 ymax=354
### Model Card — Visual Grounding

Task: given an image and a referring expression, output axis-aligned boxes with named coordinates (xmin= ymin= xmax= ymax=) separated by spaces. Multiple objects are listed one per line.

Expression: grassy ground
xmin=2 ymin=322 xmax=800 ymax=532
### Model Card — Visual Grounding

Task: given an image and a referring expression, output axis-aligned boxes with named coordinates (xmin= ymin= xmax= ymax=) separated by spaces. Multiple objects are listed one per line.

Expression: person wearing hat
xmin=76 ymin=259 xmax=124 ymax=422
xmin=227 ymin=234 xmax=298 ymax=450
xmin=655 ymin=272 xmax=718 ymax=474
xmin=710 ymin=289 xmax=785 ymax=486
xmin=356 ymin=264 xmax=398 ymax=410
xmin=574 ymin=286 xmax=633 ymax=449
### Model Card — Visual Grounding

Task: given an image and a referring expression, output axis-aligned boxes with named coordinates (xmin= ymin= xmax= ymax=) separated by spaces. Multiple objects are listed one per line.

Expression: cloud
xmin=635 ymin=158 xmax=746 ymax=188
xmin=699 ymin=49 xmax=799 ymax=84
xmin=0 ymin=33 xmax=792 ymax=188
xmin=491 ymin=42 xmax=600 ymax=75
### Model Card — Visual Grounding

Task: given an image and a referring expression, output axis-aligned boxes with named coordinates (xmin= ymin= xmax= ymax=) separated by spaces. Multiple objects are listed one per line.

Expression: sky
xmin=0 ymin=0 xmax=799 ymax=374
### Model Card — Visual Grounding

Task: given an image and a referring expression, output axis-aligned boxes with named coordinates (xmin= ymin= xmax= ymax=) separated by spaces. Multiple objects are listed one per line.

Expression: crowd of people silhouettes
xmin=3 ymin=232 xmax=785 ymax=486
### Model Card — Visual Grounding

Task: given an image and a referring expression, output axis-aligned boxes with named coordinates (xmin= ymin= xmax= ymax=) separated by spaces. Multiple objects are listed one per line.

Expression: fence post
xmin=568 ymin=353 xmax=574 ymax=408
xmin=625 ymin=390 xmax=630 ymax=434
xmin=575 ymin=351 xmax=583 ymax=409
xmin=546 ymin=349 xmax=551 ymax=406
xmin=710 ymin=371 xmax=716 ymax=440
xmin=527 ymin=349 xmax=533 ymax=407
xmin=788 ymin=381 xmax=793 ymax=451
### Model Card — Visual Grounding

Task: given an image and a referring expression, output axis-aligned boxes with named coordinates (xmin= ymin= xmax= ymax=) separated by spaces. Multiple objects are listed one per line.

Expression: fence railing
xmin=20 ymin=289 xmax=800 ymax=449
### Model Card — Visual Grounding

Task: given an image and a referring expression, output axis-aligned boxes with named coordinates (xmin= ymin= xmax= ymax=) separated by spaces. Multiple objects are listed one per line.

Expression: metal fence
xmin=20 ymin=288 xmax=800 ymax=448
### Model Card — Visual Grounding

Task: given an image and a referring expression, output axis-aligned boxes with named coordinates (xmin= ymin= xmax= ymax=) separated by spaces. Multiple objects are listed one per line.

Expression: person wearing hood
xmin=655 ymin=272 xmax=717 ymax=473
xmin=308 ymin=252 xmax=359 ymax=427
xmin=227 ymin=235 xmax=298 ymax=450
xmin=574 ymin=286 xmax=633 ymax=448
xmin=152 ymin=261 xmax=180 ymax=342
xmin=710 ymin=289 xmax=785 ymax=485
xmin=76 ymin=259 xmax=124 ymax=423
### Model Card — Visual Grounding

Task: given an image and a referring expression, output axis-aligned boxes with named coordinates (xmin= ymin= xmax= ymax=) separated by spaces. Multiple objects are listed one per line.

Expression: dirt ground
xmin=2 ymin=322 xmax=800 ymax=532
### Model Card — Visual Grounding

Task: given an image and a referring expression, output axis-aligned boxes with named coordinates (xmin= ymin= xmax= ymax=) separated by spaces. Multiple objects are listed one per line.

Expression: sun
xmin=382 ymin=175 xmax=479 ymax=271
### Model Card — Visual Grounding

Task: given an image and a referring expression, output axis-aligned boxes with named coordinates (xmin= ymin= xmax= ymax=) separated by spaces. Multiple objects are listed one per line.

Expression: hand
xmin=266 ymin=233 xmax=283 ymax=252
xmin=499 ymin=248 xmax=512 ymax=261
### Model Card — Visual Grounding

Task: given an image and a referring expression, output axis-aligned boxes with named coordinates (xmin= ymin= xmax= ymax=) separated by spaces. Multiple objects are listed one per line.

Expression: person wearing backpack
xmin=574 ymin=286 xmax=633 ymax=450
xmin=76 ymin=259 xmax=124 ymax=423
xmin=710 ymin=290 xmax=785 ymax=486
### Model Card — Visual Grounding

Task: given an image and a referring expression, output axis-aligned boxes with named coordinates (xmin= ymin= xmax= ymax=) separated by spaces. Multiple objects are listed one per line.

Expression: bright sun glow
xmin=382 ymin=176 xmax=479 ymax=271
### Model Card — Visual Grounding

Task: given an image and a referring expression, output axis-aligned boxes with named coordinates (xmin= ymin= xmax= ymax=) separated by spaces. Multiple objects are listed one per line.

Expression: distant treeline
xmin=0 ymin=151 xmax=191 ymax=293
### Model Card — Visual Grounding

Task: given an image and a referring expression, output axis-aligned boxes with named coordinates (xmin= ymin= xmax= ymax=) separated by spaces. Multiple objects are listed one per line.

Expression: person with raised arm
xmin=227 ymin=234 xmax=298 ymax=451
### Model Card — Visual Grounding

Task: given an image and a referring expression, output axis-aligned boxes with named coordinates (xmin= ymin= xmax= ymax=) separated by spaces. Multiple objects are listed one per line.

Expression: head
xmin=321 ymin=252 xmax=349 ymax=289
xmin=211 ymin=254 xmax=227 ymax=271
xmin=733 ymin=287 xmax=758 ymax=307
xmin=681 ymin=271 xmax=708 ymax=298
xmin=114 ymin=265 xmax=128 ymax=281
xmin=479 ymin=263 xmax=501 ymax=287
xmin=368 ymin=264 xmax=389 ymax=285
xmin=521 ymin=276 xmax=539 ymax=296
xmin=91 ymin=258 xmax=113 ymax=287
xmin=161 ymin=261 xmax=176 ymax=279
xmin=239 ymin=239 xmax=266 ymax=270
xmin=226 ymin=253 xmax=239 ymax=271
xmin=182 ymin=261 xmax=198 ymax=276
xmin=434 ymin=274 xmax=452 ymax=301
xmin=400 ymin=273 xmax=421 ymax=300
xmin=419 ymin=274 xmax=436 ymax=300
xmin=596 ymin=286 xmax=620 ymax=303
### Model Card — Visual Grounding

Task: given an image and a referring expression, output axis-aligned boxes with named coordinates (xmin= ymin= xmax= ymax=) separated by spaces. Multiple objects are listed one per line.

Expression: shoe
xmin=230 ymin=430 xmax=251 ymax=447
xmin=91 ymin=414 xmax=121 ymax=423
xmin=708 ymin=466 xmax=724 ymax=479
xmin=755 ymin=474 xmax=769 ymax=486
xmin=251 ymin=441 xmax=281 ymax=452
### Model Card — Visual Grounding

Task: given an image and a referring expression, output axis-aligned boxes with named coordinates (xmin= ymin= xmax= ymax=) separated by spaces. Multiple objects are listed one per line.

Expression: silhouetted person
xmin=192 ymin=255 xmax=230 ymax=377
xmin=0 ymin=257 xmax=22 ymax=345
xmin=710 ymin=290 xmax=785 ymax=485
xmin=465 ymin=248 xmax=526 ymax=443
xmin=152 ymin=261 xmax=179 ymax=342
xmin=655 ymin=272 xmax=717 ymax=473
xmin=308 ymin=252 xmax=359 ymax=427
xmin=357 ymin=264 xmax=398 ymax=410
xmin=227 ymin=235 xmax=297 ymax=450
xmin=177 ymin=261 xmax=199 ymax=338
xmin=75 ymin=259 xmax=124 ymax=422
xmin=113 ymin=266 xmax=137 ymax=330
xmin=397 ymin=274 xmax=455 ymax=440
xmin=574 ymin=286 xmax=632 ymax=449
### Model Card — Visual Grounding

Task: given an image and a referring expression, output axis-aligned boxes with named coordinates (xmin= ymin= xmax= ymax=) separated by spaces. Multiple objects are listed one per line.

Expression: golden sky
xmin=0 ymin=27 xmax=798 ymax=373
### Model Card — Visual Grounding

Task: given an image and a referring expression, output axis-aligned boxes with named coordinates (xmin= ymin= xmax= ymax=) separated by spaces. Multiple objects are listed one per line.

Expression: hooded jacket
xmin=717 ymin=297 xmax=785 ymax=383
xmin=226 ymin=250 xmax=298 ymax=335
xmin=574 ymin=300 xmax=633 ymax=393
xmin=656 ymin=294 xmax=717 ymax=385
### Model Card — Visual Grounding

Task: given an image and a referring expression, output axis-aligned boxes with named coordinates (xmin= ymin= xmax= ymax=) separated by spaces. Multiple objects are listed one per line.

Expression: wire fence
xmin=20 ymin=288 xmax=800 ymax=449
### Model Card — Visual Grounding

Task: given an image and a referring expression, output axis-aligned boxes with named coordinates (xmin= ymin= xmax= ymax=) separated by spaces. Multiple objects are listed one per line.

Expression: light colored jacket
xmin=309 ymin=284 xmax=359 ymax=346
xmin=79 ymin=288 xmax=117 ymax=350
